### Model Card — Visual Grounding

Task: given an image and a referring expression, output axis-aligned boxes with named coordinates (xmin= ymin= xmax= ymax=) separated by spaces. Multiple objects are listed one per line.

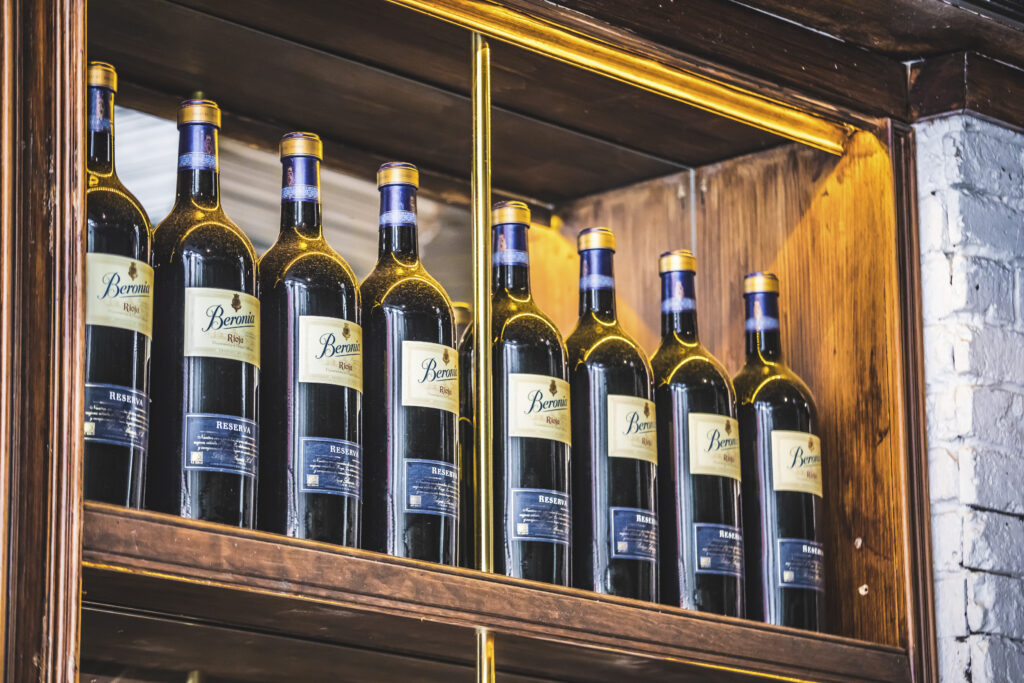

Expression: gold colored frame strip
xmin=387 ymin=0 xmax=853 ymax=154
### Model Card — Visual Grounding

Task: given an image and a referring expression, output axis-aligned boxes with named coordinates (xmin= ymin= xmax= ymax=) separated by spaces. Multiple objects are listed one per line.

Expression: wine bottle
xmin=147 ymin=99 xmax=260 ymax=527
xmin=361 ymin=163 xmax=459 ymax=564
xmin=257 ymin=133 xmax=361 ymax=545
xmin=733 ymin=272 xmax=825 ymax=630
xmin=83 ymin=62 xmax=153 ymax=506
xmin=566 ymin=227 xmax=658 ymax=601
xmin=651 ymin=250 xmax=744 ymax=616
xmin=462 ymin=201 xmax=572 ymax=584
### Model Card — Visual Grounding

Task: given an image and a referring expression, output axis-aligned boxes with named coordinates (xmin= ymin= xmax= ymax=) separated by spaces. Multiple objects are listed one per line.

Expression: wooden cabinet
xmin=0 ymin=0 xmax=933 ymax=680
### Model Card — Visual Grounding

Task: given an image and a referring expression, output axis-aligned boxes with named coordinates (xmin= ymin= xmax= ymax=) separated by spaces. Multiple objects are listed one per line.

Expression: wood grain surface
xmin=82 ymin=503 xmax=911 ymax=682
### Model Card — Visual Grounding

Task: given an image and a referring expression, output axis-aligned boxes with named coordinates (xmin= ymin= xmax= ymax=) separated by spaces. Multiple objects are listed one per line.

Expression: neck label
xmin=379 ymin=185 xmax=417 ymax=227
xmin=661 ymin=271 xmax=696 ymax=313
xmin=579 ymin=249 xmax=614 ymax=290
xmin=745 ymin=292 xmax=780 ymax=332
xmin=183 ymin=287 xmax=260 ymax=367
xmin=282 ymin=156 xmax=320 ymax=202
xmin=771 ymin=430 xmax=823 ymax=497
xmin=607 ymin=394 xmax=657 ymax=463
xmin=89 ymin=87 xmax=113 ymax=133
xmin=178 ymin=123 xmax=218 ymax=171
xmin=507 ymin=373 xmax=571 ymax=445
xmin=687 ymin=413 xmax=741 ymax=481
xmin=298 ymin=315 xmax=362 ymax=392
xmin=493 ymin=224 xmax=529 ymax=266
xmin=401 ymin=340 xmax=459 ymax=414
xmin=86 ymin=253 xmax=154 ymax=337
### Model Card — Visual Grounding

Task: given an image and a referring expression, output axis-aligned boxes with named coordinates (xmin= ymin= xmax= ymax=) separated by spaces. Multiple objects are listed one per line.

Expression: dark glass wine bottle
xmin=651 ymin=250 xmax=744 ymax=616
xmin=361 ymin=163 xmax=459 ymax=564
xmin=460 ymin=202 xmax=571 ymax=584
xmin=566 ymin=227 xmax=658 ymax=601
xmin=734 ymin=272 xmax=825 ymax=630
xmin=83 ymin=62 xmax=153 ymax=507
xmin=257 ymin=133 xmax=361 ymax=546
xmin=147 ymin=99 xmax=260 ymax=527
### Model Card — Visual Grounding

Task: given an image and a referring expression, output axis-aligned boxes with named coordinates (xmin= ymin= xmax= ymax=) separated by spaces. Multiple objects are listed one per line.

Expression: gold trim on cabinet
xmin=385 ymin=0 xmax=853 ymax=154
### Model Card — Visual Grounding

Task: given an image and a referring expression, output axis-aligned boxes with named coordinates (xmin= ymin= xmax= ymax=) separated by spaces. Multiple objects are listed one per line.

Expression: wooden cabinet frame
xmin=0 ymin=0 xmax=934 ymax=680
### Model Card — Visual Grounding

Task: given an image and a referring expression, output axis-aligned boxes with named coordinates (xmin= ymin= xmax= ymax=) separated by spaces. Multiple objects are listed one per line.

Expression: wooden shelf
xmin=81 ymin=503 xmax=910 ymax=682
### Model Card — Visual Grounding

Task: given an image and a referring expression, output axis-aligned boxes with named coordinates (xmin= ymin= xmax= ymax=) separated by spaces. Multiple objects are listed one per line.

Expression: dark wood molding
xmin=1 ymin=0 xmax=85 ymax=680
xmin=909 ymin=51 xmax=1024 ymax=131
xmin=886 ymin=121 xmax=938 ymax=683
xmin=82 ymin=503 xmax=912 ymax=682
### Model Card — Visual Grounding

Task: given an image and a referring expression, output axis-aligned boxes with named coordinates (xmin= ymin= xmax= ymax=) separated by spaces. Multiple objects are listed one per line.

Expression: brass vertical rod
xmin=471 ymin=31 xmax=496 ymax=683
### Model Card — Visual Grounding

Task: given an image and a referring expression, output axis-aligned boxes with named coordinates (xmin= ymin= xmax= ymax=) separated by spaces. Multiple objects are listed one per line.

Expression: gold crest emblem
xmin=643 ymin=403 xmax=650 ymax=418
xmin=549 ymin=379 xmax=557 ymax=396
xmin=497 ymin=233 xmax=507 ymax=251
xmin=443 ymin=349 xmax=450 ymax=365
xmin=725 ymin=420 xmax=732 ymax=435
xmin=342 ymin=324 xmax=350 ymax=339
xmin=231 ymin=293 xmax=241 ymax=311
xmin=808 ymin=436 xmax=815 ymax=451
xmin=128 ymin=261 xmax=138 ymax=280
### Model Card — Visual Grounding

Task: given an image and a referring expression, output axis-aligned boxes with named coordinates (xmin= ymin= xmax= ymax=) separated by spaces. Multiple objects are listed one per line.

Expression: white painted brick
xmin=947 ymin=191 xmax=1024 ymax=255
xmin=961 ymin=326 xmax=1024 ymax=384
xmin=969 ymin=635 xmax=1024 ymax=683
xmin=932 ymin=508 xmax=963 ymax=573
xmin=920 ymin=192 xmax=950 ymax=252
xmin=947 ymin=125 xmax=1024 ymax=199
xmin=937 ymin=636 xmax=971 ymax=683
xmin=968 ymin=387 xmax=1024 ymax=451
xmin=928 ymin=383 xmax=974 ymax=442
xmin=922 ymin=252 xmax=955 ymax=320
xmin=950 ymin=255 xmax=1014 ymax=322
xmin=961 ymin=447 xmax=1024 ymax=516
xmin=935 ymin=572 xmax=969 ymax=638
xmin=1015 ymin=266 xmax=1024 ymax=326
xmin=929 ymin=446 xmax=960 ymax=504
xmin=967 ymin=572 xmax=1024 ymax=639
xmin=962 ymin=509 xmax=1024 ymax=575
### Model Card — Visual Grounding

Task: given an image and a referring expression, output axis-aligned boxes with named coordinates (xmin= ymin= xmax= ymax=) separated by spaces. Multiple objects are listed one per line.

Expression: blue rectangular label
xmin=183 ymin=413 xmax=258 ymax=477
xmin=610 ymin=506 xmax=658 ymax=562
xmin=777 ymin=538 xmax=825 ymax=592
xmin=299 ymin=437 xmax=361 ymax=498
xmin=510 ymin=488 xmax=570 ymax=544
xmin=84 ymin=382 xmax=149 ymax=449
xmin=404 ymin=458 xmax=458 ymax=517
xmin=694 ymin=523 xmax=744 ymax=577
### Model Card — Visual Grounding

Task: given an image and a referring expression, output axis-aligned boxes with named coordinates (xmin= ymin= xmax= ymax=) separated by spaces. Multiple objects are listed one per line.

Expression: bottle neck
xmin=280 ymin=155 xmax=322 ymax=239
xmin=378 ymin=183 xmax=418 ymax=261
xmin=578 ymin=248 xmax=616 ymax=320
xmin=744 ymin=291 xmax=783 ymax=362
xmin=491 ymin=222 xmax=530 ymax=296
xmin=175 ymin=122 xmax=221 ymax=209
xmin=661 ymin=270 xmax=698 ymax=341
xmin=87 ymin=86 xmax=114 ymax=174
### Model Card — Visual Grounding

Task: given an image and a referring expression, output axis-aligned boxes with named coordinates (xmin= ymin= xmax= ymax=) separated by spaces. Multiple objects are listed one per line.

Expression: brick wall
xmin=916 ymin=113 xmax=1024 ymax=682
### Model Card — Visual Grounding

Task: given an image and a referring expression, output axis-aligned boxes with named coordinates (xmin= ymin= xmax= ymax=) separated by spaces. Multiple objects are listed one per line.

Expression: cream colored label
xmin=183 ymin=287 xmax=260 ymax=367
xmin=771 ymin=430 xmax=823 ymax=497
xmin=85 ymin=253 xmax=154 ymax=337
xmin=607 ymin=395 xmax=657 ymax=463
xmin=298 ymin=316 xmax=362 ymax=392
xmin=688 ymin=413 xmax=741 ymax=481
xmin=507 ymin=373 xmax=571 ymax=445
xmin=401 ymin=340 xmax=459 ymax=413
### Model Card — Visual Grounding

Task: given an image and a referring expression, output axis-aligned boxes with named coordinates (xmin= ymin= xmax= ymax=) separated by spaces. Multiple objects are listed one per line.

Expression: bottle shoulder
xmin=652 ymin=338 xmax=734 ymax=395
xmin=86 ymin=173 xmax=151 ymax=234
xmin=734 ymin=360 xmax=815 ymax=411
xmin=361 ymin=257 xmax=452 ymax=316
xmin=152 ymin=202 xmax=258 ymax=266
xmin=566 ymin=316 xmax=651 ymax=379
xmin=259 ymin=236 xmax=358 ymax=294
xmin=492 ymin=295 xmax=566 ymax=349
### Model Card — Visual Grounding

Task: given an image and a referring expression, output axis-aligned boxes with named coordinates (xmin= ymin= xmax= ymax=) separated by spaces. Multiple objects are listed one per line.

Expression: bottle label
xmin=607 ymin=395 xmax=657 ymax=463
xmin=687 ymin=413 xmax=741 ymax=481
xmin=83 ymin=382 xmax=149 ymax=450
xmin=610 ymin=507 xmax=658 ymax=561
xmin=404 ymin=458 xmax=458 ymax=517
xmin=299 ymin=437 xmax=361 ymax=498
xmin=507 ymin=373 xmax=571 ymax=445
xmin=661 ymin=270 xmax=696 ymax=313
xmin=579 ymin=249 xmax=614 ymax=290
xmin=282 ymin=156 xmax=319 ymax=202
xmin=693 ymin=523 xmax=744 ymax=577
xmin=88 ymin=87 xmax=113 ymax=133
xmin=183 ymin=413 xmax=258 ymax=477
xmin=178 ymin=123 xmax=218 ymax=171
xmin=777 ymin=538 xmax=825 ymax=592
xmin=183 ymin=287 xmax=261 ymax=368
xmin=492 ymin=224 xmax=529 ymax=266
xmin=509 ymin=488 xmax=570 ymax=544
xmin=771 ymin=430 xmax=823 ymax=497
xmin=745 ymin=292 xmax=780 ymax=332
xmin=401 ymin=340 xmax=459 ymax=414
xmin=85 ymin=253 xmax=154 ymax=337
xmin=298 ymin=316 xmax=362 ymax=392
